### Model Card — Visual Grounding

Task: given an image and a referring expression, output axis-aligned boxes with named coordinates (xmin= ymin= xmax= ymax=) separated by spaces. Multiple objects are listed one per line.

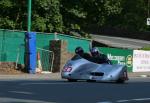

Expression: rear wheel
xmin=68 ymin=79 xmax=77 ymax=82
xmin=116 ymin=78 xmax=125 ymax=83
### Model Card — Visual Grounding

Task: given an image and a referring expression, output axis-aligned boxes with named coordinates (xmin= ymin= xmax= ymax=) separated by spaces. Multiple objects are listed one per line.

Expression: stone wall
xmin=50 ymin=40 xmax=74 ymax=72
xmin=0 ymin=62 xmax=25 ymax=74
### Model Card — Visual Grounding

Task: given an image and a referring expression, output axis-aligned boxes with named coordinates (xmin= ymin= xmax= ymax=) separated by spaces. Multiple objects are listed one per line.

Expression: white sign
xmin=133 ymin=50 xmax=150 ymax=72
xmin=147 ymin=18 xmax=150 ymax=25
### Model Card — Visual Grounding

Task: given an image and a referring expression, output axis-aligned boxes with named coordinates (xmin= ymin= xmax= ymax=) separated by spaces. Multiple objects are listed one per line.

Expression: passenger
xmin=90 ymin=47 xmax=111 ymax=64
xmin=75 ymin=46 xmax=91 ymax=60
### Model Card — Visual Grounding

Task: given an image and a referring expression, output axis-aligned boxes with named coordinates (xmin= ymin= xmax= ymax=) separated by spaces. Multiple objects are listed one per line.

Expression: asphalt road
xmin=0 ymin=77 xmax=150 ymax=103
xmin=92 ymin=35 xmax=150 ymax=49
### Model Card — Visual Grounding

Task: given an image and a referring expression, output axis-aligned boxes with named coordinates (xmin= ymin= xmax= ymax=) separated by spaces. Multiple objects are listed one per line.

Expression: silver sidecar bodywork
xmin=61 ymin=55 xmax=128 ymax=83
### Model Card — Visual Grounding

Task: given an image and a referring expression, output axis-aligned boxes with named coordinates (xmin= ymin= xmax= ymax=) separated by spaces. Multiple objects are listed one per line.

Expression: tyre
xmin=116 ymin=78 xmax=125 ymax=83
xmin=68 ymin=79 xmax=77 ymax=82
xmin=86 ymin=80 xmax=96 ymax=82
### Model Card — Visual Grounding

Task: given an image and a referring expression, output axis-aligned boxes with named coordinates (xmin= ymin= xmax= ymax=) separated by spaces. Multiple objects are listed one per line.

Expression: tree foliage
xmin=0 ymin=0 xmax=149 ymax=34
xmin=106 ymin=0 xmax=148 ymax=31
xmin=32 ymin=0 xmax=63 ymax=32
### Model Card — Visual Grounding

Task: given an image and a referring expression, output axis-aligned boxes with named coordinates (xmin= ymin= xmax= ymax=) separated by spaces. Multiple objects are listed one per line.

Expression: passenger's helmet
xmin=91 ymin=47 xmax=100 ymax=56
xmin=75 ymin=47 xmax=84 ymax=55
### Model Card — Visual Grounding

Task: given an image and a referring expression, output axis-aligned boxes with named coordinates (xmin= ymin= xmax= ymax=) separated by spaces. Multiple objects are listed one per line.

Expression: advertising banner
xmin=133 ymin=50 xmax=150 ymax=72
xmin=98 ymin=47 xmax=133 ymax=72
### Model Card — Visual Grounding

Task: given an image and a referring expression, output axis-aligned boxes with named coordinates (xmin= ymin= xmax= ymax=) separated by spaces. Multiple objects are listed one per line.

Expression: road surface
xmin=0 ymin=77 xmax=150 ymax=103
xmin=92 ymin=35 xmax=150 ymax=49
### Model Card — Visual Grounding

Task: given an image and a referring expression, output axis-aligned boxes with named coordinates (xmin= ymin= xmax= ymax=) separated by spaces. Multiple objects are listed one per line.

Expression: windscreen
xmin=71 ymin=55 xmax=82 ymax=61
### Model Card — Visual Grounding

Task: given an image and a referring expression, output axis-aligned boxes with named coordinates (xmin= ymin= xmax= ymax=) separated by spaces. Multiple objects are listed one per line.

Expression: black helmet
xmin=91 ymin=47 xmax=100 ymax=56
xmin=75 ymin=47 xmax=84 ymax=55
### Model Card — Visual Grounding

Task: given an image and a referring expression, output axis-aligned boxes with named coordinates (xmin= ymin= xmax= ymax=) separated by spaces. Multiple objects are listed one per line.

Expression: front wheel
xmin=68 ymin=79 xmax=77 ymax=82
xmin=86 ymin=80 xmax=96 ymax=82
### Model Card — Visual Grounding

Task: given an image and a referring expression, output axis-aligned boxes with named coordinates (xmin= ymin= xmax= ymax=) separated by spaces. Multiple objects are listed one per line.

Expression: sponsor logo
xmin=107 ymin=54 xmax=133 ymax=67
xmin=126 ymin=55 xmax=132 ymax=67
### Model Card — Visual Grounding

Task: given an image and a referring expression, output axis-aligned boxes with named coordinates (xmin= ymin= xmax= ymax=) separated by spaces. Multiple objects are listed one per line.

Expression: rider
xmin=75 ymin=47 xmax=84 ymax=56
xmin=90 ymin=47 xmax=111 ymax=64
xmin=75 ymin=46 xmax=91 ymax=60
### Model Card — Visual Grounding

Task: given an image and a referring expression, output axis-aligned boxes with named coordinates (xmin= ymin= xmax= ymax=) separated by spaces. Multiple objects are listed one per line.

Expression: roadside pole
xmin=27 ymin=0 xmax=32 ymax=32
xmin=24 ymin=0 xmax=36 ymax=74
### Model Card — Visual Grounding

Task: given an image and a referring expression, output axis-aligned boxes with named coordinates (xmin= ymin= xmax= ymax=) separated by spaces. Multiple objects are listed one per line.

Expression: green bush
xmin=140 ymin=46 xmax=150 ymax=51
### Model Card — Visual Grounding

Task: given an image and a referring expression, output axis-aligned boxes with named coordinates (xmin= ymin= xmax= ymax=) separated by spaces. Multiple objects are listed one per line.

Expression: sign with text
xmin=133 ymin=50 xmax=150 ymax=72
xmin=98 ymin=47 xmax=133 ymax=72
xmin=147 ymin=18 xmax=150 ymax=25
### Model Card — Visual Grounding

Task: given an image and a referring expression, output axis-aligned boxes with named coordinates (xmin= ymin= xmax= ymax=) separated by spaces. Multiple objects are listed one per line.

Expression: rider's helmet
xmin=75 ymin=46 xmax=84 ymax=55
xmin=90 ymin=47 xmax=100 ymax=57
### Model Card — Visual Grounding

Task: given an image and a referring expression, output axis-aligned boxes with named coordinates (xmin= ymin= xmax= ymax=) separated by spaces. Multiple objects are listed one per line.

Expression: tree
xmin=0 ymin=0 xmax=63 ymax=32
xmin=0 ymin=0 xmax=149 ymax=35
xmin=60 ymin=0 xmax=122 ymax=33
xmin=0 ymin=0 xmax=15 ymax=29
xmin=0 ymin=0 xmax=27 ymax=30
xmin=106 ymin=0 xmax=148 ymax=31
xmin=32 ymin=0 xmax=63 ymax=32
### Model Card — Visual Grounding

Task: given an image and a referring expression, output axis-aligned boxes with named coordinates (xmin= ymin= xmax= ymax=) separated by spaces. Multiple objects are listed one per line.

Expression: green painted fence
xmin=57 ymin=34 xmax=90 ymax=53
xmin=98 ymin=47 xmax=133 ymax=72
xmin=0 ymin=29 xmax=135 ymax=72
xmin=36 ymin=32 xmax=54 ymax=50
xmin=0 ymin=29 xmax=91 ymax=65
xmin=0 ymin=30 xmax=25 ymax=63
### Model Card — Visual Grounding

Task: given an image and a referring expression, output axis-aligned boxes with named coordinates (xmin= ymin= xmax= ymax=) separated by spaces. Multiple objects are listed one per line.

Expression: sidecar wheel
xmin=116 ymin=79 xmax=125 ymax=83
xmin=68 ymin=79 xmax=77 ymax=82
xmin=86 ymin=80 xmax=96 ymax=82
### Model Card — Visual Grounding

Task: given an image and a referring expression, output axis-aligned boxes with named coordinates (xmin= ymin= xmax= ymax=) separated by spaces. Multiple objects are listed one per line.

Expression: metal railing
xmin=36 ymin=47 xmax=54 ymax=72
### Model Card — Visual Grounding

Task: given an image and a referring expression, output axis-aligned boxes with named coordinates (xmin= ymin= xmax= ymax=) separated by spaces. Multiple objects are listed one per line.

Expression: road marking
xmin=117 ymin=98 xmax=150 ymax=102
xmin=97 ymin=101 xmax=112 ymax=103
xmin=20 ymin=82 xmax=74 ymax=86
xmin=9 ymin=91 xmax=33 ymax=95
xmin=132 ymin=98 xmax=150 ymax=101
xmin=98 ymin=97 xmax=150 ymax=103
xmin=117 ymin=100 xmax=130 ymax=102
xmin=0 ymin=97 xmax=55 ymax=103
